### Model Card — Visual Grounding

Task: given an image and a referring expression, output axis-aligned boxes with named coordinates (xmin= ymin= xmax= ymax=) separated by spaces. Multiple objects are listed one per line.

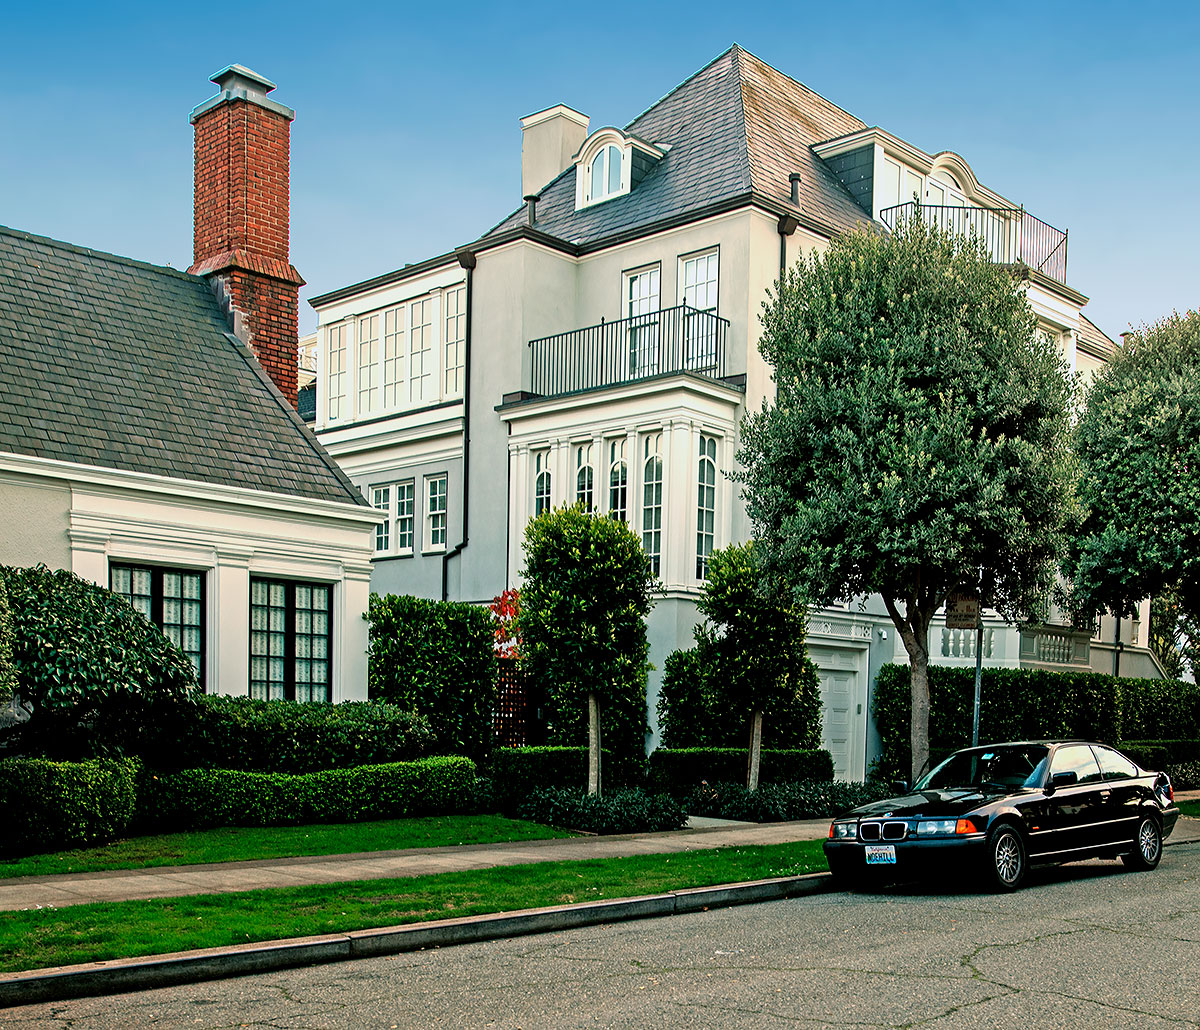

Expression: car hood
xmin=848 ymin=789 xmax=1006 ymax=819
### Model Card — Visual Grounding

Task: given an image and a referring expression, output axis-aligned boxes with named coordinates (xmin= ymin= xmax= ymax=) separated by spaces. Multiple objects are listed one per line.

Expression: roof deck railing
xmin=879 ymin=202 xmax=1068 ymax=286
xmin=528 ymin=304 xmax=730 ymax=397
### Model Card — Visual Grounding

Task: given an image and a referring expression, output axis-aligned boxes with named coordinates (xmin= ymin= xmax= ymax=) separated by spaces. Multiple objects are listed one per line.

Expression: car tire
xmin=985 ymin=824 xmax=1027 ymax=891
xmin=1121 ymin=814 xmax=1162 ymax=871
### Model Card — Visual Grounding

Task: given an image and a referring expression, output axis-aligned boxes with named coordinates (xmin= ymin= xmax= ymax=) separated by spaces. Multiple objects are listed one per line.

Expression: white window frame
xmin=641 ymin=433 xmax=663 ymax=576
xmin=608 ymin=438 xmax=628 ymax=523
xmin=697 ymin=434 xmax=717 ymax=580
xmin=370 ymin=480 xmax=415 ymax=557
xmin=624 ymin=264 xmax=661 ymax=379
xmin=584 ymin=143 xmax=625 ymax=205
xmin=395 ymin=480 xmax=415 ymax=555
xmin=534 ymin=451 xmax=552 ymax=517
xmin=326 ymin=322 xmax=348 ymax=421
xmin=425 ymin=473 xmax=448 ymax=553
xmin=443 ymin=284 xmax=466 ymax=398
xmin=371 ymin=485 xmax=391 ymax=553
xmin=575 ymin=443 xmax=594 ymax=511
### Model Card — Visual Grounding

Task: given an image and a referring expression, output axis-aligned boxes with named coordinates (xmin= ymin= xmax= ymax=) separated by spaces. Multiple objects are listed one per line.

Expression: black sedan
xmin=824 ymin=740 xmax=1179 ymax=891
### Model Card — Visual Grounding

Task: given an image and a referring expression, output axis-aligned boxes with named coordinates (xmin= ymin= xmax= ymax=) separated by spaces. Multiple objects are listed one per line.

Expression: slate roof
xmin=0 ymin=225 xmax=364 ymax=505
xmin=482 ymin=45 xmax=872 ymax=248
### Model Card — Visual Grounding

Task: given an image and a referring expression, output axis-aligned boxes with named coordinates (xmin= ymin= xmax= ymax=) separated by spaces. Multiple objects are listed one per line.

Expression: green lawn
xmin=1178 ymin=800 xmax=1200 ymax=819
xmin=0 ymin=842 xmax=828 ymax=974
xmin=0 ymin=815 xmax=574 ymax=880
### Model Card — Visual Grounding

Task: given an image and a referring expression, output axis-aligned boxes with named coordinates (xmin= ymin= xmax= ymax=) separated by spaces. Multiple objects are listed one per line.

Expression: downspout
xmin=777 ymin=173 xmax=802 ymax=275
xmin=442 ymin=248 xmax=476 ymax=601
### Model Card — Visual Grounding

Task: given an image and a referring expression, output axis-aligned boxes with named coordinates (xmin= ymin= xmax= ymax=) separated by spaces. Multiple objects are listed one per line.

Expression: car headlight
xmin=829 ymin=821 xmax=858 ymax=840
xmin=916 ymin=819 xmax=958 ymax=837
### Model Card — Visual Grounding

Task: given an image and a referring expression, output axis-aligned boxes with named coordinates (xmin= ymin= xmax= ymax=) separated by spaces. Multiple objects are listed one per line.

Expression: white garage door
xmin=807 ymin=644 xmax=867 ymax=781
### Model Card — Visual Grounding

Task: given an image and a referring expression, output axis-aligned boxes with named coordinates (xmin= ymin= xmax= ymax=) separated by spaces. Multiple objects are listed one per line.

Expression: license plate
xmin=865 ymin=845 xmax=896 ymax=865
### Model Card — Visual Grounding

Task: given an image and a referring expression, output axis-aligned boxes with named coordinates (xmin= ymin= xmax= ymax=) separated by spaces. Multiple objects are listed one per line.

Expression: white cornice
xmin=0 ymin=451 xmax=378 ymax=526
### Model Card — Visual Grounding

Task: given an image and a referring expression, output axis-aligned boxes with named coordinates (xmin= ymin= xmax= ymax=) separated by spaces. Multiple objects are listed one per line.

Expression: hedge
xmin=366 ymin=594 xmax=497 ymax=760
xmin=487 ymin=746 xmax=639 ymax=810
xmin=647 ymin=748 xmax=834 ymax=795
xmin=0 ymin=757 xmax=139 ymax=855
xmin=137 ymin=756 xmax=478 ymax=831
xmin=159 ymin=695 xmax=435 ymax=774
xmin=516 ymin=787 xmax=686 ymax=834
xmin=0 ymin=578 xmax=15 ymax=708
xmin=873 ymin=663 xmax=1200 ymax=778
xmin=683 ymin=780 xmax=891 ymax=823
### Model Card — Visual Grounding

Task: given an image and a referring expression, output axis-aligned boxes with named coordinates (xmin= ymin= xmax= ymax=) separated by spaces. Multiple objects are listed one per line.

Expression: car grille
xmin=859 ymin=820 xmax=908 ymax=842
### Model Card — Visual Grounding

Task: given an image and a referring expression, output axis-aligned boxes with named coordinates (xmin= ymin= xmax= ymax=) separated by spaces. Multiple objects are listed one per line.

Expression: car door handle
xmin=1099 ymin=790 xmax=1112 ymax=799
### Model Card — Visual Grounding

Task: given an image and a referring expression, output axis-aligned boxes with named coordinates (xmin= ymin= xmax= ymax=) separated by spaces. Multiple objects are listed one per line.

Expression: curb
xmin=0 ymin=872 xmax=834 ymax=1008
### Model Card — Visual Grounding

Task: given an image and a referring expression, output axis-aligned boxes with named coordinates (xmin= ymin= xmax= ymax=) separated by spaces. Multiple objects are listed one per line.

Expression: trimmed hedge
xmin=516 ymin=787 xmax=686 ymax=834
xmin=0 ymin=757 xmax=139 ymax=855
xmin=160 ymin=695 xmax=435 ymax=774
xmin=487 ymin=746 xmax=641 ymax=810
xmin=0 ymin=578 xmax=14 ymax=708
xmin=1118 ymin=740 xmax=1200 ymax=766
xmin=1 ymin=564 xmax=198 ymax=759
xmin=683 ymin=780 xmax=891 ymax=823
xmin=873 ymin=663 xmax=1200 ymax=778
xmin=137 ymin=756 xmax=477 ymax=831
xmin=647 ymin=748 xmax=834 ymax=795
xmin=366 ymin=594 xmax=497 ymax=760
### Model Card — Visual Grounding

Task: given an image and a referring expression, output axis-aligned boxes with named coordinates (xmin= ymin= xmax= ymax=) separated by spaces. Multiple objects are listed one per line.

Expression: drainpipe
xmin=442 ymin=248 xmax=476 ymax=601
xmin=777 ymin=213 xmax=799 ymax=276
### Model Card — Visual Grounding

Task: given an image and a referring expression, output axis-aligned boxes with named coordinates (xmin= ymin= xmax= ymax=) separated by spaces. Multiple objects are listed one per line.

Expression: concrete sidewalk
xmin=0 ymin=817 xmax=833 ymax=913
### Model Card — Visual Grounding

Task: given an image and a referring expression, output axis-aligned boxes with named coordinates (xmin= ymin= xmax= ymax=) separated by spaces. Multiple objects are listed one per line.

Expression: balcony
xmin=528 ymin=304 xmax=730 ymax=398
xmin=879 ymin=202 xmax=1069 ymax=286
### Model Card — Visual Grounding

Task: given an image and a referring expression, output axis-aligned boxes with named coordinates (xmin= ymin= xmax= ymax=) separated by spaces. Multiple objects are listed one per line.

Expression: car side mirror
xmin=890 ymin=780 xmax=909 ymax=795
xmin=1051 ymin=771 xmax=1077 ymax=788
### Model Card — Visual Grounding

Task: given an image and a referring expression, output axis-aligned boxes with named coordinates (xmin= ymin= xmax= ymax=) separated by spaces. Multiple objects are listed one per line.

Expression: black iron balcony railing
xmin=529 ymin=304 xmax=730 ymax=397
xmin=879 ymin=202 xmax=1069 ymax=286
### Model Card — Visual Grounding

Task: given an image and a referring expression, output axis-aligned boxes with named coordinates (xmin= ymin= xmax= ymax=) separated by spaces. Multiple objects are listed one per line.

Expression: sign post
xmin=946 ymin=590 xmax=984 ymax=746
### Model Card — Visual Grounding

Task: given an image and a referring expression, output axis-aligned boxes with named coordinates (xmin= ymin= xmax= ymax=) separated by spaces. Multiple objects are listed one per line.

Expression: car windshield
xmin=915 ymin=745 xmax=1051 ymax=791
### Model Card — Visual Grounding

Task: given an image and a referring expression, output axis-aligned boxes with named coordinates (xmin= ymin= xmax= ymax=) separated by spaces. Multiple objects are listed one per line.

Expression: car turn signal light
xmin=955 ymin=819 xmax=979 ymax=835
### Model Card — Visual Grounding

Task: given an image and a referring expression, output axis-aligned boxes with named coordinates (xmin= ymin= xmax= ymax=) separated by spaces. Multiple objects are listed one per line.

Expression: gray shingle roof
xmin=0 ymin=225 xmax=364 ymax=505
xmin=482 ymin=45 xmax=872 ymax=248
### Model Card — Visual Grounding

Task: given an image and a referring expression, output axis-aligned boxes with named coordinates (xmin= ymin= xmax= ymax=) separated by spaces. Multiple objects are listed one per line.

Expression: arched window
xmin=576 ymin=443 xmax=594 ymax=511
xmin=534 ymin=451 xmax=552 ymax=517
xmin=587 ymin=144 xmax=623 ymax=203
xmin=609 ymin=439 xmax=627 ymax=523
xmin=697 ymin=435 xmax=717 ymax=579
xmin=642 ymin=434 xmax=663 ymax=575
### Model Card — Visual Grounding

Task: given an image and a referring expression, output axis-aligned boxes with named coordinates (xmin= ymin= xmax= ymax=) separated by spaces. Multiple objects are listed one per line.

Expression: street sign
xmin=945 ymin=590 xmax=980 ymax=630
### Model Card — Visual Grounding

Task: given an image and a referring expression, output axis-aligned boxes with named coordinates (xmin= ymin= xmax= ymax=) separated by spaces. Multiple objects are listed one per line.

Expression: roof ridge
xmin=0 ymin=223 xmax=201 ymax=286
xmin=730 ymin=45 xmax=869 ymax=132
xmin=623 ymin=43 xmax=740 ymax=134
xmin=730 ymin=45 xmax=754 ymax=194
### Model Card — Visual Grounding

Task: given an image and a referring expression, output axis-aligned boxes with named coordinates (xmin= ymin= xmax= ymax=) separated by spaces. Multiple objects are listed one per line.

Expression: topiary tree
xmin=691 ymin=542 xmax=819 ymax=788
xmin=1 ymin=564 xmax=198 ymax=759
xmin=1064 ymin=309 xmax=1200 ymax=674
xmin=738 ymin=215 xmax=1079 ymax=782
xmin=0 ymin=578 xmax=15 ymax=709
xmin=365 ymin=594 xmax=497 ymax=761
xmin=519 ymin=506 xmax=655 ymax=795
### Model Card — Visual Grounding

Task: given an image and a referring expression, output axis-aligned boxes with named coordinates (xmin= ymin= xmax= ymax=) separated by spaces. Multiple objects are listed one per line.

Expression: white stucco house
xmin=307 ymin=46 xmax=1159 ymax=776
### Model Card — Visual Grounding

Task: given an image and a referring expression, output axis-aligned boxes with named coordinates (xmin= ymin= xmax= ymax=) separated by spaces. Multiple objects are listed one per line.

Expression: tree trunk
xmin=746 ymin=710 xmax=763 ymax=791
xmin=883 ymin=596 xmax=934 ymax=785
xmin=587 ymin=691 xmax=602 ymax=796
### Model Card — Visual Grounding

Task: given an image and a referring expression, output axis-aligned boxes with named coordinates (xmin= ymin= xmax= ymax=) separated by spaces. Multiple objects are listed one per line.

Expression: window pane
xmin=607 ymin=145 xmax=622 ymax=194
xmin=383 ymin=306 xmax=406 ymax=408
xmin=409 ymin=298 xmax=433 ymax=403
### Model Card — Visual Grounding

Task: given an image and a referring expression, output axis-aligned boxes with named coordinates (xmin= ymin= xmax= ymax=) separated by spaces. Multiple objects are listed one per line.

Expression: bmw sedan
xmin=824 ymin=741 xmax=1179 ymax=891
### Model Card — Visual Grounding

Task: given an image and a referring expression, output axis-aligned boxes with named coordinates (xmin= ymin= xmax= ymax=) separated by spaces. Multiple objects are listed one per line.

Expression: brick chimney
xmin=189 ymin=65 xmax=304 ymax=408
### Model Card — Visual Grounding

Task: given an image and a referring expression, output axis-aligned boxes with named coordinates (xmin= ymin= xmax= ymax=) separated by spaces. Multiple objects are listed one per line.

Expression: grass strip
xmin=0 ymin=841 xmax=828 ymax=974
xmin=1178 ymin=800 xmax=1200 ymax=819
xmin=0 ymin=816 xmax=574 ymax=880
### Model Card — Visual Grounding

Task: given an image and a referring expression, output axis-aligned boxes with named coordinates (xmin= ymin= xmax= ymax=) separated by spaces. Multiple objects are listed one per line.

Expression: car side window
xmin=1049 ymin=745 xmax=1104 ymax=785
xmin=1094 ymin=746 xmax=1139 ymax=781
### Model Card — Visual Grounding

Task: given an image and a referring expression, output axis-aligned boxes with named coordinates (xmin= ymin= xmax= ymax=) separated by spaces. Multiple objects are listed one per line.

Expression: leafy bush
xmin=647 ymin=748 xmax=834 ymax=795
xmin=487 ymin=746 xmax=641 ymax=811
xmin=0 ymin=564 xmax=197 ymax=759
xmin=1120 ymin=740 xmax=1200 ymax=766
xmin=0 ymin=757 xmax=139 ymax=855
xmin=683 ymin=780 xmax=891 ymax=823
xmin=516 ymin=786 xmax=686 ymax=835
xmin=872 ymin=663 xmax=1200 ymax=779
xmin=158 ymin=695 xmax=435 ymax=773
xmin=1166 ymin=761 xmax=1200 ymax=791
xmin=138 ymin=756 xmax=477 ymax=831
xmin=0 ymin=578 xmax=14 ymax=708
xmin=366 ymin=594 xmax=497 ymax=760
xmin=656 ymin=644 xmax=821 ymax=751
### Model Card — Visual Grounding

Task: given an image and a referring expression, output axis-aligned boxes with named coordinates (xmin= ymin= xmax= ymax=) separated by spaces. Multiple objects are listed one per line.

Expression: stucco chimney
xmin=520 ymin=104 xmax=589 ymax=198
xmin=189 ymin=65 xmax=305 ymax=408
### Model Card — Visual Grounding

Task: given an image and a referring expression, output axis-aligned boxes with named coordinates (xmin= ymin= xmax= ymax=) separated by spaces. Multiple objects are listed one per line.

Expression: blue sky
xmin=3 ymin=1 xmax=1196 ymax=338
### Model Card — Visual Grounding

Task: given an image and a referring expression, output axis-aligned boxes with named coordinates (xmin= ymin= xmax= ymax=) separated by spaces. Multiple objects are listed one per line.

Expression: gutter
xmin=441 ymin=249 xmax=476 ymax=601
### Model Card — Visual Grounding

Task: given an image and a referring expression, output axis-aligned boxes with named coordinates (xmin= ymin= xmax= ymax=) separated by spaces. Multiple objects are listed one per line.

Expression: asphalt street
xmin=6 ymin=841 xmax=1198 ymax=1029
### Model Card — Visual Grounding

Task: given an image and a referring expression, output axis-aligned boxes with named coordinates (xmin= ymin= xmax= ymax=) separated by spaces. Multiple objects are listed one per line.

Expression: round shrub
xmin=683 ymin=780 xmax=891 ymax=822
xmin=516 ymin=786 xmax=686 ymax=835
xmin=1 ymin=564 xmax=197 ymax=758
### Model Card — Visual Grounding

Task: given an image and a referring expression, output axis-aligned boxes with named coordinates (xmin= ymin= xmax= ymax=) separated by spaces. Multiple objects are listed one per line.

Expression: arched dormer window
xmin=574 ymin=129 xmax=664 ymax=211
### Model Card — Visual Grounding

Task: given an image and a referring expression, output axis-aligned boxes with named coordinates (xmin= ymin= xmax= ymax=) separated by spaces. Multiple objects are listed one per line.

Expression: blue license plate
xmin=865 ymin=845 xmax=896 ymax=865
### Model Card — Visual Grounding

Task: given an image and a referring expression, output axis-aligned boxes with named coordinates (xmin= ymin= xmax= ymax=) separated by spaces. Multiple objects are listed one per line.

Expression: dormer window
xmin=589 ymin=145 xmax=623 ymax=203
xmin=574 ymin=128 xmax=665 ymax=211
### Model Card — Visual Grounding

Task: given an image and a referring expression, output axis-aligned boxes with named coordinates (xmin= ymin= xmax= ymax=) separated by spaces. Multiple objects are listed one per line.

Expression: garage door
xmin=807 ymin=644 xmax=867 ymax=781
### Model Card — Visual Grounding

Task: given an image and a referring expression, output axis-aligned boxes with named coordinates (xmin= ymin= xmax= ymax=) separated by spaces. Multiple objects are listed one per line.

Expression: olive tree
xmin=519 ymin=506 xmax=655 ymax=795
xmin=738 ymin=216 xmax=1078 ymax=782
xmin=1064 ymin=309 xmax=1200 ymax=674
